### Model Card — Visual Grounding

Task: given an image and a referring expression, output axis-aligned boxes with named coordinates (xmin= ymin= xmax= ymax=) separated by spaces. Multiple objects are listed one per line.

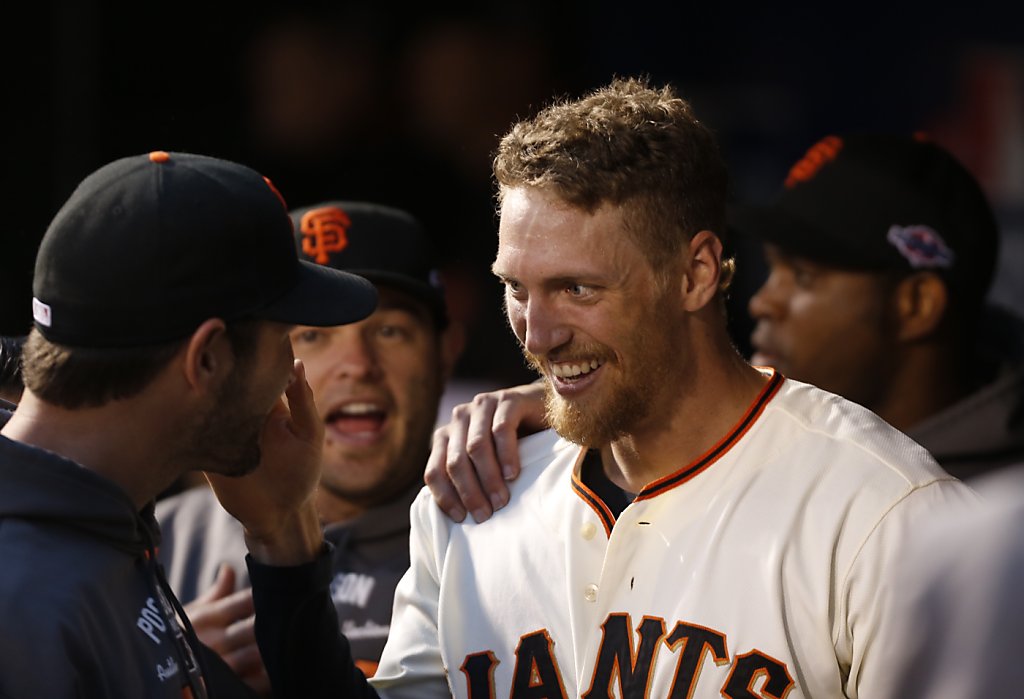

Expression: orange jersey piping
xmin=635 ymin=370 xmax=784 ymax=501
xmin=572 ymin=468 xmax=617 ymax=537
xmin=568 ymin=371 xmax=784 ymax=533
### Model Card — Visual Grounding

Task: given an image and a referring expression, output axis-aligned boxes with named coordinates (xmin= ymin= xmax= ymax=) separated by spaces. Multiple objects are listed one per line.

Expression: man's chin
xmin=207 ymin=448 xmax=263 ymax=479
xmin=209 ymin=466 xmax=253 ymax=480
xmin=228 ymin=461 xmax=261 ymax=478
xmin=547 ymin=397 xmax=620 ymax=448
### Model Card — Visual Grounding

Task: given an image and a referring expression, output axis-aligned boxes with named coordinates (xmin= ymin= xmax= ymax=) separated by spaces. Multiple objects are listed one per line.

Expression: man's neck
xmin=1 ymin=390 xmax=185 ymax=509
xmin=873 ymin=345 xmax=978 ymax=434
xmin=315 ymin=481 xmax=419 ymax=527
xmin=315 ymin=490 xmax=369 ymax=525
xmin=602 ymin=353 xmax=770 ymax=494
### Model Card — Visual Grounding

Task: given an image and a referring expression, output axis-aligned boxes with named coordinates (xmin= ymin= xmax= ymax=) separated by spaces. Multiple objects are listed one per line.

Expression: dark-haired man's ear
xmin=182 ymin=318 xmax=232 ymax=394
xmin=894 ymin=272 xmax=948 ymax=342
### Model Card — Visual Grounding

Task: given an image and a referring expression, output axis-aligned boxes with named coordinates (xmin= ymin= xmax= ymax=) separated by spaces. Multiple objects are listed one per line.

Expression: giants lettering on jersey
xmin=460 ymin=612 xmax=794 ymax=698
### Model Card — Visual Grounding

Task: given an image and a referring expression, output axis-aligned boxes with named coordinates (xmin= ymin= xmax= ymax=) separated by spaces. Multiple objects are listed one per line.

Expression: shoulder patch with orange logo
xmin=301 ymin=206 xmax=351 ymax=264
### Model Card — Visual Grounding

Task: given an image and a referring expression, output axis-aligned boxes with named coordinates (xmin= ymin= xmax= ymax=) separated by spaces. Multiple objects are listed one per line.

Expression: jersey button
xmin=581 ymin=523 xmax=597 ymax=540
xmin=583 ymin=583 xmax=599 ymax=602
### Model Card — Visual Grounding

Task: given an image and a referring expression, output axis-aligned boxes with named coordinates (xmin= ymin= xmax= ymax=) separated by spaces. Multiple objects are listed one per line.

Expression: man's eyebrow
xmin=376 ymin=297 xmax=430 ymax=319
xmin=373 ymin=289 xmax=434 ymax=323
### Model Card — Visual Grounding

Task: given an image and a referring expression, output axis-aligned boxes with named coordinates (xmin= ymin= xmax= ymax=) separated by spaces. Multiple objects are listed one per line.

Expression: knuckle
xmin=445 ymin=454 xmax=463 ymax=475
xmin=465 ymin=435 xmax=488 ymax=457
xmin=432 ymin=490 xmax=457 ymax=512
xmin=492 ymin=414 xmax=515 ymax=432
xmin=423 ymin=466 xmax=443 ymax=487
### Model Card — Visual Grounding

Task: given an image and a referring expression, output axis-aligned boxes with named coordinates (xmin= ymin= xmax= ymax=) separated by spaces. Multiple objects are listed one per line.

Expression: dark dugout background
xmin=5 ymin=1 xmax=1024 ymax=387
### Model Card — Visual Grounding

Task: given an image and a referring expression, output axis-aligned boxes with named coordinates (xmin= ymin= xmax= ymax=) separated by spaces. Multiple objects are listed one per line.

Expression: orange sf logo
xmin=784 ymin=135 xmax=843 ymax=188
xmin=301 ymin=207 xmax=350 ymax=264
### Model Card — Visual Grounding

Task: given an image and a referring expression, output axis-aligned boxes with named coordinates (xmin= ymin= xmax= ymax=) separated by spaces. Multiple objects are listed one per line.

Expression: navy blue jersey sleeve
xmin=248 ymin=545 xmax=380 ymax=699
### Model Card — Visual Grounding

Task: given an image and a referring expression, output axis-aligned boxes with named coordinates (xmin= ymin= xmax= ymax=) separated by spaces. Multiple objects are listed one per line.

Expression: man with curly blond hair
xmin=259 ymin=78 xmax=977 ymax=699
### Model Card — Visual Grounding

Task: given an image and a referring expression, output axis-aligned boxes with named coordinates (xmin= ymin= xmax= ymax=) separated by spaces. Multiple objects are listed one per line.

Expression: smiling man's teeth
xmin=551 ymin=359 xmax=602 ymax=378
xmin=340 ymin=402 xmax=382 ymax=415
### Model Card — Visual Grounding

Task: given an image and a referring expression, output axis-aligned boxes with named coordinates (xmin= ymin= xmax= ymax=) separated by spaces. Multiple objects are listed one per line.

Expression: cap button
xmin=149 ymin=151 xmax=170 ymax=163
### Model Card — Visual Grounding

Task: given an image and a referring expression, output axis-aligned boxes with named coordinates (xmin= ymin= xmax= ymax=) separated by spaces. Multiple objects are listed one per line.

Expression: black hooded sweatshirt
xmin=0 ymin=406 xmax=256 ymax=698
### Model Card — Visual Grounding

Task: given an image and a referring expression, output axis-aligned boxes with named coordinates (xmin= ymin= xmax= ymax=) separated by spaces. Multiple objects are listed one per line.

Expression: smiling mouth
xmin=326 ymin=402 xmax=387 ymax=436
xmin=549 ymin=358 xmax=604 ymax=381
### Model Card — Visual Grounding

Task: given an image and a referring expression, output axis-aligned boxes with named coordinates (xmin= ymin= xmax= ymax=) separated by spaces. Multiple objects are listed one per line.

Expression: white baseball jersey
xmin=371 ymin=373 xmax=979 ymax=698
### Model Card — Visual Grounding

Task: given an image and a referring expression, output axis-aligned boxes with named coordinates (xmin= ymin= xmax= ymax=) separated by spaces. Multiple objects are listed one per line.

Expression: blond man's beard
xmin=525 ymin=346 xmax=653 ymax=448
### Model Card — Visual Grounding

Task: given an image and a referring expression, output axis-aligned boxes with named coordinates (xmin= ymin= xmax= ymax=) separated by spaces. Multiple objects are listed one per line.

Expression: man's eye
xmin=792 ymin=266 xmax=817 ymax=287
xmin=291 ymin=329 xmax=322 ymax=344
xmin=566 ymin=283 xmax=596 ymax=299
xmin=377 ymin=324 xmax=409 ymax=340
xmin=503 ymin=279 xmax=526 ymax=298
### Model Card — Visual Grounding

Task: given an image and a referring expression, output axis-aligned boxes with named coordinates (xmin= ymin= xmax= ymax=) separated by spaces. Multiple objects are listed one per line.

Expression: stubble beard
xmin=544 ymin=366 xmax=659 ymax=447
xmin=184 ymin=368 xmax=266 ymax=478
xmin=524 ymin=310 xmax=678 ymax=448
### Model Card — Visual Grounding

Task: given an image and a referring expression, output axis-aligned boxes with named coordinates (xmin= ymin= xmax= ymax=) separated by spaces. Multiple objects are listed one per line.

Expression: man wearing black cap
xmin=738 ymin=133 xmax=1024 ymax=481
xmin=740 ymin=136 xmax=1024 ymax=695
xmin=156 ymin=200 xmax=463 ymax=692
xmin=0 ymin=152 xmax=377 ymax=697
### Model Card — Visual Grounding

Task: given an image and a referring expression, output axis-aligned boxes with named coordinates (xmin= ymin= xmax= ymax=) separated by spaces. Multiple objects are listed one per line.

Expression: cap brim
xmin=350 ymin=270 xmax=447 ymax=327
xmin=261 ymin=260 xmax=378 ymax=327
xmin=729 ymin=203 xmax=891 ymax=270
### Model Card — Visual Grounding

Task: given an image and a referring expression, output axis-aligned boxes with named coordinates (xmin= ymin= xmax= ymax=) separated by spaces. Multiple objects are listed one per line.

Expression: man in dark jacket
xmin=0 ymin=150 xmax=376 ymax=698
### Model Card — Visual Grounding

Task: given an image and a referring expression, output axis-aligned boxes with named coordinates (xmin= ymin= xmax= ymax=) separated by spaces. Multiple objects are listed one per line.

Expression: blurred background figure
xmin=240 ymin=4 xmax=402 ymax=208
xmin=735 ymin=133 xmax=1024 ymax=481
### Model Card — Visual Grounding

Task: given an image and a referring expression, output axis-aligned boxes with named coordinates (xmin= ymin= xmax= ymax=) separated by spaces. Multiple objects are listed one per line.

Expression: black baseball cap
xmin=289 ymin=201 xmax=447 ymax=327
xmin=731 ymin=133 xmax=999 ymax=302
xmin=32 ymin=151 xmax=378 ymax=347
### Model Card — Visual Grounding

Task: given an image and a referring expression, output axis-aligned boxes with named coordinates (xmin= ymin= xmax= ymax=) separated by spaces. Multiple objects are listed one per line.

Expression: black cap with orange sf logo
xmin=289 ymin=201 xmax=448 ymax=328
xmin=32 ymin=151 xmax=378 ymax=347
xmin=731 ymin=133 xmax=999 ymax=305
